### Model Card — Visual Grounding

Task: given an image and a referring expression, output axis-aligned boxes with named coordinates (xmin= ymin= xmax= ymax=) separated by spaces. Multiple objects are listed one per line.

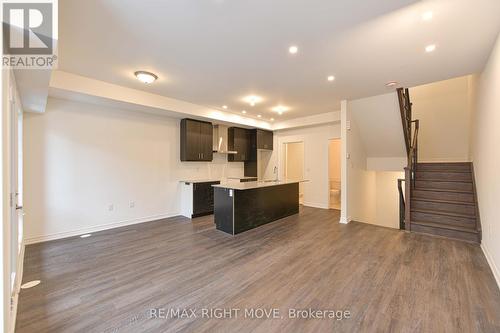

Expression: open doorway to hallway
xmin=328 ymin=139 xmax=341 ymax=210
xmin=283 ymin=141 xmax=304 ymax=204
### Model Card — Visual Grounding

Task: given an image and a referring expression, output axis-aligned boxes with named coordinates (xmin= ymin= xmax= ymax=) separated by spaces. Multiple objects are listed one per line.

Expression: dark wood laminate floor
xmin=16 ymin=207 xmax=500 ymax=333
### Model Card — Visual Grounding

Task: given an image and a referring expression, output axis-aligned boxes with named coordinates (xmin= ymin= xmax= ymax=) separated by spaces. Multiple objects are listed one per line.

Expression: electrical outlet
xmin=108 ymin=204 xmax=114 ymax=211
xmin=129 ymin=201 xmax=135 ymax=208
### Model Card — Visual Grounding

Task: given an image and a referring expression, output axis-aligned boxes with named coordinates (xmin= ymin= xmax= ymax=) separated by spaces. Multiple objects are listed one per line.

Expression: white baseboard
xmin=24 ymin=213 xmax=179 ymax=244
xmin=481 ymin=243 xmax=500 ymax=290
xmin=10 ymin=239 xmax=25 ymax=333
xmin=302 ymin=202 xmax=329 ymax=209
xmin=339 ymin=216 xmax=352 ymax=224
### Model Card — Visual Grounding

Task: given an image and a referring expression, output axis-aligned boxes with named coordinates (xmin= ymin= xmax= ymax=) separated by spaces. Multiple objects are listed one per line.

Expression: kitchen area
xmin=178 ymin=118 xmax=306 ymax=235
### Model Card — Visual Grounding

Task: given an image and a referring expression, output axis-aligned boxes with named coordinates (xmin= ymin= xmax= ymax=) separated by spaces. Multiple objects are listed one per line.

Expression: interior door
xmin=9 ymin=83 xmax=23 ymax=294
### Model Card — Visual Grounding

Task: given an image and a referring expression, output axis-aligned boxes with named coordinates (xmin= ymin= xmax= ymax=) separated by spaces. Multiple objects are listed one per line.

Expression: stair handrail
xmin=397 ymin=88 xmax=419 ymax=232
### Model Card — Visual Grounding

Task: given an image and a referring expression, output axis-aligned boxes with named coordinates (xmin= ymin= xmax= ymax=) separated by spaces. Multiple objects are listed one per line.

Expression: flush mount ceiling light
xmin=272 ymin=105 xmax=290 ymax=115
xmin=422 ymin=11 xmax=433 ymax=21
xmin=243 ymin=95 xmax=263 ymax=107
xmin=222 ymin=105 xmax=228 ymax=109
xmin=289 ymin=45 xmax=298 ymax=54
xmin=270 ymin=118 xmax=275 ymax=121
xmin=257 ymin=114 xmax=262 ymax=118
xmin=386 ymin=81 xmax=398 ymax=87
xmin=327 ymin=75 xmax=335 ymax=82
xmin=241 ymin=110 xmax=247 ymax=114
xmin=134 ymin=71 xmax=158 ymax=84
xmin=425 ymin=44 xmax=436 ymax=53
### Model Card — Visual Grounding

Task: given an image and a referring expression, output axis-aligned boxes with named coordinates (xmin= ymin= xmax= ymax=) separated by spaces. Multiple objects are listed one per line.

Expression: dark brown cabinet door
xmin=180 ymin=119 xmax=213 ymax=161
xmin=256 ymin=129 xmax=273 ymax=150
xmin=228 ymin=127 xmax=250 ymax=162
xmin=200 ymin=122 xmax=213 ymax=161
xmin=192 ymin=181 xmax=220 ymax=217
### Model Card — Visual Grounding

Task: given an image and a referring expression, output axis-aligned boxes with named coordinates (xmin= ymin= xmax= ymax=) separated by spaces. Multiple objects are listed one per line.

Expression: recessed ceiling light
xmin=134 ymin=71 xmax=158 ymax=84
xmin=422 ymin=11 xmax=433 ymax=21
xmin=289 ymin=45 xmax=298 ymax=54
xmin=386 ymin=81 xmax=398 ymax=87
xmin=327 ymin=75 xmax=335 ymax=82
xmin=270 ymin=118 xmax=274 ymax=121
xmin=272 ymin=105 xmax=289 ymax=115
xmin=222 ymin=105 xmax=228 ymax=109
xmin=241 ymin=110 xmax=247 ymax=114
xmin=243 ymin=95 xmax=263 ymax=106
xmin=425 ymin=44 xmax=436 ymax=53
xmin=257 ymin=114 xmax=262 ymax=118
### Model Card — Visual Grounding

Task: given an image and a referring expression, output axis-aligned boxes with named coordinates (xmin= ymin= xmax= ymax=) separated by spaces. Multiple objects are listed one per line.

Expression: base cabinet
xmin=192 ymin=181 xmax=220 ymax=217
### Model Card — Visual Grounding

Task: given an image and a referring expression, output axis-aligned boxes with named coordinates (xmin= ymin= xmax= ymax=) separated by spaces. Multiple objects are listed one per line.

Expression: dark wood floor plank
xmin=16 ymin=207 xmax=500 ymax=332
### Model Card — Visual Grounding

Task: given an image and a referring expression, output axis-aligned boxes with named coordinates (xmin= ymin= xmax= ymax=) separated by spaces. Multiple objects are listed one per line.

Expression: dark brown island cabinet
xmin=180 ymin=118 xmax=213 ymax=161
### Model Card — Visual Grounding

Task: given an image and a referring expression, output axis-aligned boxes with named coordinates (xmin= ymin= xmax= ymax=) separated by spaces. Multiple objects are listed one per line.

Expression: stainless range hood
xmin=213 ymin=124 xmax=237 ymax=154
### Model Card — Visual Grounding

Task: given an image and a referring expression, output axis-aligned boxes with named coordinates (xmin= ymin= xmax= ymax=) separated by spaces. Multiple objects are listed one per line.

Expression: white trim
xmin=339 ymin=216 xmax=352 ymax=224
xmin=9 ymin=239 xmax=24 ymax=333
xmin=481 ymin=243 xmax=500 ymax=290
xmin=302 ymin=202 xmax=329 ymax=210
xmin=24 ymin=213 xmax=179 ymax=244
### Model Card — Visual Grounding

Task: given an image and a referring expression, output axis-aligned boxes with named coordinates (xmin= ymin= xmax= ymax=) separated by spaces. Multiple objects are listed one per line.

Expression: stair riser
xmin=416 ymin=172 xmax=472 ymax=182
xmin=410 ymin=211 xmax=476 ymax=228
xmin=411 ymin=224 xmax=479 ymax=243
xmin=411 ymin=200 xmax=476 ymax=216
xmin=417 ymin=163 xmax=471 ymax=172
xmin=412 ymin=190 xmax=475 ymax=203
xmin=414 ymin=180 xmax=473 ymax=192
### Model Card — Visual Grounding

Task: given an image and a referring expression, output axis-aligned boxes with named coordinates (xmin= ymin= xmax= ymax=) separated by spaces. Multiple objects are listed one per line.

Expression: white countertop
xmin=212 ymin=179 xmax=308 ymax=190
xmin=179 ymin=179 xmax=221 ymax=184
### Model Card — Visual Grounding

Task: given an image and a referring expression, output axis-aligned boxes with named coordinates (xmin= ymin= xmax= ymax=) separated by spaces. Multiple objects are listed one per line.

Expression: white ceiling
xmin=59 ymin=0 xmax=500 ymax=121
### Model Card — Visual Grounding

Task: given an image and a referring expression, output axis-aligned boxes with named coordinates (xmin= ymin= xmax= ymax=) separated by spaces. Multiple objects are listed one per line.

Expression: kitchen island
xmin=212 ymin=180 xmax=306 ymax=235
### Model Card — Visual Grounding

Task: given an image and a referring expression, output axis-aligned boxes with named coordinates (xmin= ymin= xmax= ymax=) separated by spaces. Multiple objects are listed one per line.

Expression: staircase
xmin=410 ymin=162 xmax=481 ymax=243
xmin=396 ymin=88 xmax=481 ymax=243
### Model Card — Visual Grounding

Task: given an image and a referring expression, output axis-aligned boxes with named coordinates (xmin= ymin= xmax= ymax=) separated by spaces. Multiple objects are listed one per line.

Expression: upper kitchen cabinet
xmin=180 ymin=118 xmax=213 ymax=161
xmin=256 ymin=129 xmax=273 ymax=150
xmin=228 ymin=127 xmax=250 ymax=162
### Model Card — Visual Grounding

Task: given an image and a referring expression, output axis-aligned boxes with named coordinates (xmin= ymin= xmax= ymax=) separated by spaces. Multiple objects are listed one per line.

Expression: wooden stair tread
xmin=411 ymin=220 xmax=478 ymax=234
xmin=417 ymin=162 xmax=471 ymax=165
xmin=412 ymin=188 xmax=473 ymax=194
xmin=416 ymin=170 xmax=472 ymax=174
xmin=414 ymin=179 xmax=472 ymax=184
xmin=410 ymin=208 xmax=476 ymax=219
xmin=411 ymin=197 xmax=476 ymax=206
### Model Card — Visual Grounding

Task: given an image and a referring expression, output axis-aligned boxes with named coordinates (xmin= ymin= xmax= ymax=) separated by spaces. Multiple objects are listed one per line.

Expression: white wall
xmin=410 ymin=75 xmax=475 ymax=162
xmin=346 ymin=98 xmax=404 ymax=229
xmin=265 ymin=123 xmax=341 ymax=209
xmin=471 ymin=33 xmax=500 ymax=288
xmin=349 ymin=92 xmax=406 ymax=160
xmin=346 ymin=114 xmax=376 ymax=224
xmin=23 ymin=97 xmax=244 ymax=243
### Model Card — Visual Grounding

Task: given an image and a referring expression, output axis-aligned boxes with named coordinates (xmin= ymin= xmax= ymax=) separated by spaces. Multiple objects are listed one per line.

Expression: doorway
xmin=328 ymin=139 xmax=341 ymax=210
xmin=283 ymin=141 xmax=304 ymax=204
